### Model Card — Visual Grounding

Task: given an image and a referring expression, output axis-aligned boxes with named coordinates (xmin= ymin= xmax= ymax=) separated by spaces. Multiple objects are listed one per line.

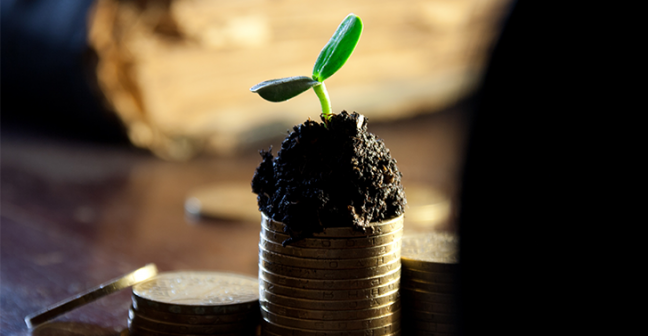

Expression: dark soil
xmin=251 ymin=111 xmax=406 ymax=245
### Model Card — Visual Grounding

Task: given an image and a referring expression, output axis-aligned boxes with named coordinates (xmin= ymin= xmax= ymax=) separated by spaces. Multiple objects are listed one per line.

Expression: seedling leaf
xmin=250 ymin=76 xmax=320 ymax=102
xmin=312 ymin=14 xmax=363 ymax=82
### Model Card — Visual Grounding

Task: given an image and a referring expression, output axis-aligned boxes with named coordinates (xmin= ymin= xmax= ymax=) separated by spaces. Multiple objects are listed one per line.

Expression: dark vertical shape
xmin=456 ymin=1 xmax=576 ymax=334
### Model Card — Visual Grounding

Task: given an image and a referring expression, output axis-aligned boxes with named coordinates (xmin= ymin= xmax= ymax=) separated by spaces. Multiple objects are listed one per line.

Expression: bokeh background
xmin=2 ymin=0 xmax=511 ymax=159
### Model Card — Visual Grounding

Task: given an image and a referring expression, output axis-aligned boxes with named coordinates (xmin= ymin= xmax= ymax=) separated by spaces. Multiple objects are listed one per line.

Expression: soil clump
xmin=251 ymin=111 xmax=406 ymax=245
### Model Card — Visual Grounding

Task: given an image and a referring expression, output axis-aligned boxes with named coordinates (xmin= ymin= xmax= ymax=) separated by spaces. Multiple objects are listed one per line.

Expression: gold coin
xmin=24 ymin=263 xmax=158 ymax=329
xmin=400 ymin=288 xmax=455 ymax=304
xmin=259 ymin=258 xmax=400 ymax=280
xmin=129 ymin=310 xmax=253 ymax=334
xmin=404 ymin=319 xmax=458 ymax=333
xmin=400 ymin=278 xmax=456 ymax=294
xmin=260 ymin=227 xmax=402 ymax=249
xmin=129 ymin=306 xmax=259 ymax=325
xmin=407 ymin=310 xmax=458 ymax=324
xmin=259 ymin=244 xmax=401 ymax=270
xmin=259 ymin=236 xmax=401 ymax=259
xmin=400 ymin=232 xmax=458 ymax=273
xmin=259 ymin=266 xmax=401 ymax=290
xmin=261 ymin=300 xmax=401 ymax=321
xmin=401 ymin=258 xmax=458 ymax=273
xmin=402 ymin=268 xmax=456 ymax=284
xmin=260 ymin=288 xmax=400 ymax=311
xmin=259 ymin=278 xmax=399 ymax=301
xmin=184 ymin=183 xmax=259 ymax=222
xmin=261 ymin=213 xmax=404 ymax=238
xmin=127 ymin=319 xmax=256 ymax=336
xmin=132 ymin=271 xmax=259 ymax=315
xmin=261 ymin=306 xmax=401 ymax=331
xmin=261 ymin=318 xmax=400 ymax=336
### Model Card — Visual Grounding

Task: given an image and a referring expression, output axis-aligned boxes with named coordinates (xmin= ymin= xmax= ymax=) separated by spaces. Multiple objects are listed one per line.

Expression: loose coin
xmin=184 ymin=183 xmax=259 ymax=222
xmin=259 ymin=244 xmax=401 ymax=270
xmin=400 ymin=278 xmax=456 ymax=294
xmin=259 ymin=288 xmax=400 ymax=311
xmin=261 ymin=318 xmax=400 ymax=336
xmin=129 ymin=311 xmax=251 ymax=334
xmin=259 ymin=258 xmax=400 ymax=280
xmin=261 ymin=307 xmax=401 ymax=331
xmin=259 ymin=236 xmax=401 ymax=259
xmin=261 ymin=213 xmax=403 ymax=238
xmin=132 ymin=271 xmax=259 ymax=315
xmin=259 ymin=278 xmax=399 ymax=301
xmin=402 ymin=268 xmax=456 ymax=284
xmin=259 ymin=266 xmax=401 ymax=290
xmin=128 ymin=306 xmax=259 ymax=325
xmin=400 ymin=288 xmax=455 ymax=304
xmin=260 ymin=227 xmax=402 ymax=249
xmin=408 ymin=310 xmax=458 ymax=324
xmin=260 ymin=300 xmax=401 ymax=321
xmin=25 ymin=263 xmax=158 ymax=329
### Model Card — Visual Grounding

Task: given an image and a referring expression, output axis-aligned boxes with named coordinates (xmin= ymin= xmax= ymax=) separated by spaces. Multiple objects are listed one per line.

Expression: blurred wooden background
xmin=88 ymin=0 xmax=510 ymax=160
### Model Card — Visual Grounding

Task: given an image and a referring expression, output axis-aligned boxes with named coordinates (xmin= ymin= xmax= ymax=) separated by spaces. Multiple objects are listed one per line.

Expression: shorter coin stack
xmin=258 ymin=213 xmax=404 ymax=336
xmin=129 ymin=271 xmax=261 ymax=336
xmin=400 ymin=232 xmax=459 ymax=336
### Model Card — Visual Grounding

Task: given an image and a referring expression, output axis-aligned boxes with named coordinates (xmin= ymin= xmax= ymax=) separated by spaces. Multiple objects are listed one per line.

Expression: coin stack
xmin=129 ymin=271 xmax=261 ymax=336
xmin=258 ymin=213 xmax=404 ymax=336
xmin=400 ymin=232 xmax=459 ymax=335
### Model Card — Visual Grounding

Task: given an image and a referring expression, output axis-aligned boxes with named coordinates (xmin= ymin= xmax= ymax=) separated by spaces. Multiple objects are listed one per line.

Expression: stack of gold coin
xmin=400 ymin=232 xmax=459 ymax=335
xmin=258 ymin=213 xmax=404 ymax=336
xmin=129 ymin=271 xmax=261 ymax=336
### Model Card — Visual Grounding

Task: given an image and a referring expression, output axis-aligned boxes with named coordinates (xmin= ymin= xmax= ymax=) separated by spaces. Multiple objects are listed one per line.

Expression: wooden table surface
xmin=0 ymin=107 xmax=468 ymax=335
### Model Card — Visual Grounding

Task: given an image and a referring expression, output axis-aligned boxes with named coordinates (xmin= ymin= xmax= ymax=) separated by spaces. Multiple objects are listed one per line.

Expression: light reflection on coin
xmin=400 ymin=278 xmax=456 ymax=294
xmin=259 ymin=258 xmax=400 ymax=280
xmin=129 ymin=310 xmax=251 ymax=334
xmin=258 ymin=215 xmax=403 ymax=334
xmin=402 ymin=268 xmax=456 ymax=284
xmin=259 ymin=236 xmax=401 ymax=259
xmin=259 ymin=244 xmax=401 ymax=270
xmin=132 ymin=271 xmax=258 ymax=315
xmin=401 ymin=232 xmax=459 ymax=265
xmin=260 ymin=227 xmax=403 ymax=249
xmin=400 ymin=288 xmax=455 ymax=304
xmin=261 ymin=307 xmax=401 ymax=331
xmin=261 ymin=318 xmax=400 ymax=336
xmin=259 ymin=288 xmax=401 ymax=311
xmin=128 ymin=306 xmax=259 ymax=325
xmin=260 ymin=300 xmax=401 ymax=321
xmin=259 ymin=278 xmax=400 ymax=300
xmin=259 ymin=266 xmax=401 ymax=290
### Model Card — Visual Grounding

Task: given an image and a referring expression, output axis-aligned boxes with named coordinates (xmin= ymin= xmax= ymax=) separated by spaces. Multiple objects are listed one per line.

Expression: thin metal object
xmin=24 ymin=263 xmax=158 ymax=328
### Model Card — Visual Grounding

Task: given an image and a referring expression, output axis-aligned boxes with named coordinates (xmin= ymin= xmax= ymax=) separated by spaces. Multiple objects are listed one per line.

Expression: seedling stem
xmin=313 ymin=83 xmax=332 ymax=121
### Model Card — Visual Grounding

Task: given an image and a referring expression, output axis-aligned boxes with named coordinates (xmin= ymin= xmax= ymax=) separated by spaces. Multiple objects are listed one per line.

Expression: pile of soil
xmin=251 ymin=111 xmax=406 ymax=244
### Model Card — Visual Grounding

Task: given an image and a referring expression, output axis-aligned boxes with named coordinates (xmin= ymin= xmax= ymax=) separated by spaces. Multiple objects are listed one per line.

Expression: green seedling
xmin=250 ymin=13 xmax=363 ymax=123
